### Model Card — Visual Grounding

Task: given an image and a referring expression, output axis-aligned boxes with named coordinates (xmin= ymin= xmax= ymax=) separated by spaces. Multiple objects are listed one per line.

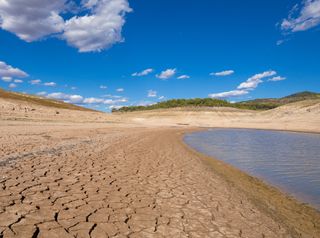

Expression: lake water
xmin=184 ymin=129 xmax=320 ymax=210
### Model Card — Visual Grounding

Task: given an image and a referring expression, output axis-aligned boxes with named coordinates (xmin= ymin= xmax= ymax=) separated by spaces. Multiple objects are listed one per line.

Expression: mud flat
xmin=0 ymin=120 xmax=319 ymax=238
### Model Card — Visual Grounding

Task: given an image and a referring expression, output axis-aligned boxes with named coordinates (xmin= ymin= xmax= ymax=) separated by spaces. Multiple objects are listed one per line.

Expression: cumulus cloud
xmin=147 ymin=90 xmax=157 ymax=98
xmin=210 ymin=70 xmax=234 ymax=77
xmin=156 ymin=68 xmax=176 ymax=80
xmin=67 ymin=95 xmax=85 ymax=103
xmin=36 ymin=91 xmax=47 ymax=96
xmin=209 ymin=70 xmax=280 ymax=99
xmin=280 ymin=0 xmax=320 ymax=33
xmin=44 ymin=82 xmax=57 ymax=87
xmin=132 ymin=68 xmax=153 ymax=77
xmin=209 ymin=90 xmax=248 ymax=99
xmin=0 ymin=0 xmax=132 ymax=52
xmin=158 ymin=96 xmax=165 ymax=100
xmin=102 ymin=94 xmax=123 ymax=99
xmin=83 ymin=97 xmax=105 ymax=104
xmin=268 ymin=76 xmax=286 ymax=81
xmin=29 ymin=79 xmax=42 ymax=85
xmin=237 ymin=71 xmax=276 ymax=90
xmin=0 ymin=61 xmax=28 ymax=78
xmin=8 ymin=83 xmax=17 ymax=88
xmin=136 ymin=101 xmax=156 ymax=106
xmin=116 ymin=88 xmax=124 ymax=92
xmin=0 ymin=0 xmax=65 ymax=42
xmin=47 ymin=92 xmax=84 ymax=103
xmin=101 ymin=98 xmax=127 ymax=105
xmin=63 ymin=0 xmax=132 ymax=52
xmin=100 ymin=85 xmax=107 ymax=89
xmin=14 ymin=79 xmax=23 ymax=83
xmin=1 ymin=76 xmax=11 ymax=82
xmin=177 ymin=75 xmax=190 ymax=79
xmin=44 ymin=91 xmax=128 ymax=106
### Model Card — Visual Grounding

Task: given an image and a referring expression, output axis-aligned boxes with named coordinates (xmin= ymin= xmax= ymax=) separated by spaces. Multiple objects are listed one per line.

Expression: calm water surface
xmin=185 ymin=129 xmax=320 ymax=209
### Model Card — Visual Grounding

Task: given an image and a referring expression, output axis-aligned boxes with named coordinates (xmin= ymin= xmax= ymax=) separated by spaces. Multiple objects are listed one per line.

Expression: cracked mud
xmin=0 ymin=123 xmax=315 ymax=237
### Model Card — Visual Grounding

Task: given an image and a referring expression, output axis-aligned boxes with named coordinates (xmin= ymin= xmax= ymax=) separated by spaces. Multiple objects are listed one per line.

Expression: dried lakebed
xmin=0 ymin=123 xmax=319 ymax=237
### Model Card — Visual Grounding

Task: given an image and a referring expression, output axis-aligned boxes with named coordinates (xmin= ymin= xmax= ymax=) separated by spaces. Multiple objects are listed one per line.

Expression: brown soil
xmin=0 ymin=95 xmax=320 ymax=237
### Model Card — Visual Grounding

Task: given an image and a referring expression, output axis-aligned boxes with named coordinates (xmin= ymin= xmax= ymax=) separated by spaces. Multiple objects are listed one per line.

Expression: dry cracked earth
xmin=0 ymin=122 xmax=302 ymax=237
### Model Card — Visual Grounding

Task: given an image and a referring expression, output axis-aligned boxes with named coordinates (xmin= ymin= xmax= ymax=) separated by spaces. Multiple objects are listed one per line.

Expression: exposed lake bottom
xmin=184 ymin=129 xmax=320 ymax=210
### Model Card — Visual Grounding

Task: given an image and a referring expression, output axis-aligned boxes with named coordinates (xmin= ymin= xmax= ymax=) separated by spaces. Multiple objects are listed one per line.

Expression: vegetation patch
xmin=113 ymin=91 xmax=320 ymax=113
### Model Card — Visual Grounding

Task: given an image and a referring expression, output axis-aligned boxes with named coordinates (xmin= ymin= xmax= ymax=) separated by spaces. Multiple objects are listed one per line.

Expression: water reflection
xmin=185 ymin=129 xmax=320 ymax=209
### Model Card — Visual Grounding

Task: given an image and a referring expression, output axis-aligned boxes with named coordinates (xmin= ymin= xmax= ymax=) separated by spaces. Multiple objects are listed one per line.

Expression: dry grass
xmin=0 ymin=88 xmax=96 ymax=112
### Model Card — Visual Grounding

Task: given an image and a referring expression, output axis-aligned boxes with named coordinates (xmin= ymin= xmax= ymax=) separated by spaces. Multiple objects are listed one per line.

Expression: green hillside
xmin=113 ymin=91 xmax=320 ymax=113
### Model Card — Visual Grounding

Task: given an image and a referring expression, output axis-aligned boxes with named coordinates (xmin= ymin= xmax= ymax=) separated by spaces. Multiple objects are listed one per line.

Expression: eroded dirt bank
xmin=0 ymin=122 xmax=319 ymax=237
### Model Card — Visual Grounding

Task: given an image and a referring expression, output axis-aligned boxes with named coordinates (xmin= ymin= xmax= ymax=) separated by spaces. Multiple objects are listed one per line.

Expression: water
xmin=185 ymin=129 xmax=320 ymax=209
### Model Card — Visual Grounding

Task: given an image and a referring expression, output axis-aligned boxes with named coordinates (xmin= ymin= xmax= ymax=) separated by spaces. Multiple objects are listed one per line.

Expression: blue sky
xmin=0 ymin=0 xmax=320 ymax=111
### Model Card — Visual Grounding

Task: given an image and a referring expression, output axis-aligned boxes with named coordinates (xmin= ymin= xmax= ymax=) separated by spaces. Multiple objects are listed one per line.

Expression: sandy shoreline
xmin=0 ymin=120 xmax=319 ymax=237
xmin=180 ymin=129 xmax=320 ymax=237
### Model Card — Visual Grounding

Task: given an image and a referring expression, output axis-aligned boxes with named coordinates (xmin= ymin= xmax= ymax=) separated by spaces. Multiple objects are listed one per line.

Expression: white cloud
xmin=109 ymin=105 xmax=123 ymax=110
xmin=83 ymin=97 xmax=105 ymax=104
xmin=83 ymin=96 xmax=127 ymax=105
xmin=35 ymin=91 xmax=128 ymax=107
xmin=210 ymin=70 xmax=234 ymax=77
xmin=14 ymin=79 xmax=23 ymax=83
xmin=103 ymin=99 xmax=115 ymax=105
xmin=44 ymin=82 xmax=57 ymax=87
xmin=63 ymin=0 xmax=132 ymax=52
xmin=100 ymin=85 xmax=107 ymax=89
xmin=1 ymin=76 xmax=12 ymax=82
xmin=115 ymin=98 xmax=127 ymax=103
xmin=158 ymin=96 xmax=165 ymax=100
xmin=102 ymin=94 xmax=123 ymax=99
xmin=103 ymin=98 xmax=127 ymax=105
xmin=147 ymin=90 xmax=157 ymax=98
xmin=132 ymin=68 xmax=153 ymax=77
xmin=177 ymin=75 xmax=190 ymax=79
xmin=268 ymin=76 xmax=286 ymax=81
xmin=0 ymin=0 xmax=132 ymax=52
xmin=136 ymin=101 xmax=156 ymax=106
xmin=116 ymin=88 xmax=124 ymax=92
xmin=0 ymin=61 xmax=28 ymax=78
xmin=47 ymin=92 xmax=69 ymax=100
xmin=29 ymin=79 xmax=42 ymax=85
xmin=68 ymin=95 xmax=84 ymax=103
xmin=281 ymin=0 xmax=320 ymax=32
xmin=36 ymin=91 xmax=47 ymax=96
xmin=47 ymin=92 xmax=83 ymax=103
xmin=71 ymin=86 xmax=77 ymax=90
xmin=0 ymin=0 xmax=65 ymax=42
xmin=209 ymin=70 xmax=280 ymax=99
xmin=8 ymin=83 xmax=17 ymax=88
xmin=209 ymin=90 xmax=248 ymax=99
xmin=156 ymin=68 xmax=176 ymax=80
xmin=237 ymin=70 xmax=276 ymax=90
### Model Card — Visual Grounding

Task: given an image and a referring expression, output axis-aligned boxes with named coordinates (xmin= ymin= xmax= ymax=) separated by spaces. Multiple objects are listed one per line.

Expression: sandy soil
xmin=0 ymin=98 xmax=320 ymax=237
xmin=115 ymin=99 xmax=320 ymax=133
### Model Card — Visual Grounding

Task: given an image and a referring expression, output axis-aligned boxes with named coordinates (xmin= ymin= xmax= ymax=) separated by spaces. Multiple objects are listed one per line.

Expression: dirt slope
xmin=115 ymin=99 xmax=320 ymax=133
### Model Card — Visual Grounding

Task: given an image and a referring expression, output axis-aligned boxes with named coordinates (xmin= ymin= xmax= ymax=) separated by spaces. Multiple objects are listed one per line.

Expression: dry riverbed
xmin=0 ymin=121 xmax=319 ymax=237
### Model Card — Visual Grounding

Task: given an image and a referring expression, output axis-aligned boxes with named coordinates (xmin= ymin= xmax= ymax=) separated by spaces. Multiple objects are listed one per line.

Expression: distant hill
xmin=0 ymin=88 xmax=96 ymax=112
xmin=243 ymin=91 xmax=320 ymax=105
xmin=113 ymin=91 xmax=320 ymax=113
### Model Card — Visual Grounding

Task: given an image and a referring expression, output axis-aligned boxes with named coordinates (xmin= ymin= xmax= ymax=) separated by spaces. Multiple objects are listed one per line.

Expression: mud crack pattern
xmin=0 ymin=125 xmax=294 ymax=237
